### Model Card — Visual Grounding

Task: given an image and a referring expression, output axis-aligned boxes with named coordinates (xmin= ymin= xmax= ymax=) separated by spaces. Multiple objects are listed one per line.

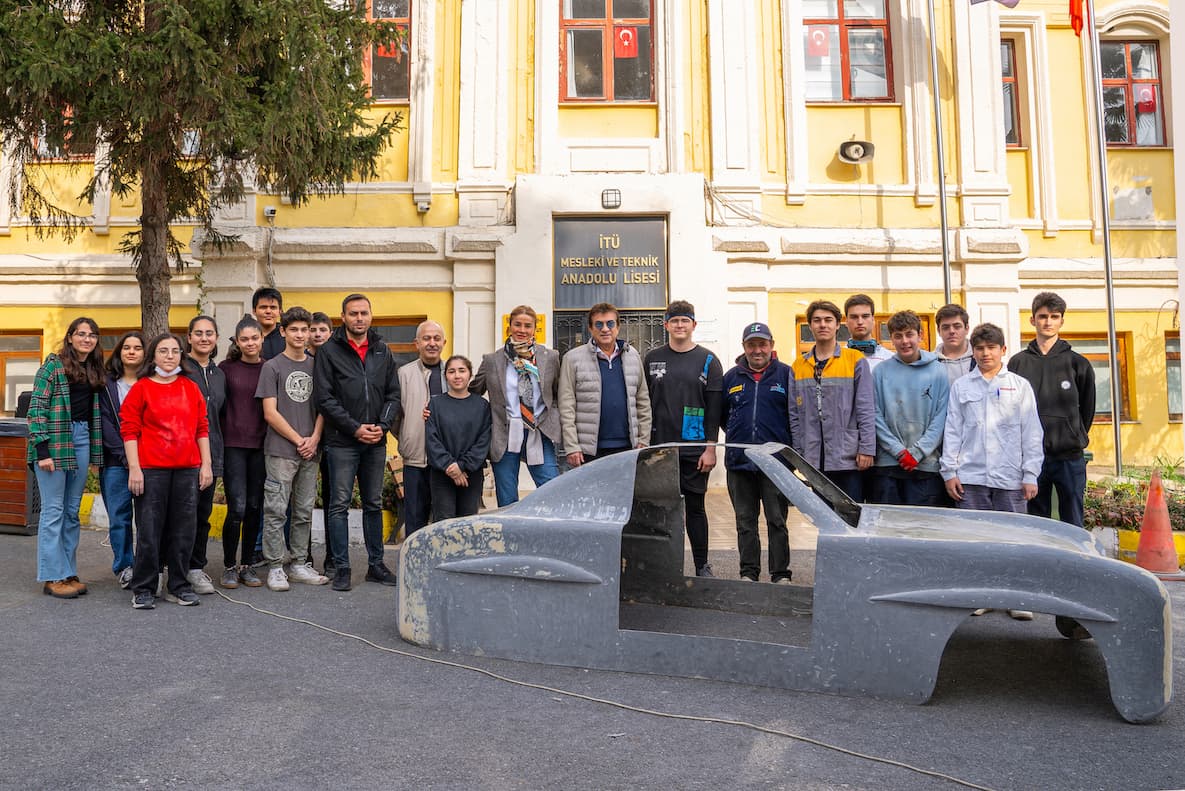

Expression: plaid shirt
xmin=25 ymin=354 xmax=102 ymax=469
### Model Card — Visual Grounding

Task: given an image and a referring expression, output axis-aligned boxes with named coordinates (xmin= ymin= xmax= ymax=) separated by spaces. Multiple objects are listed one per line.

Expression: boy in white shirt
xmin=941 ymin=323 xmax=1044 ymax=513
xmin=940 ymin=323 xmax=1044 ymax=620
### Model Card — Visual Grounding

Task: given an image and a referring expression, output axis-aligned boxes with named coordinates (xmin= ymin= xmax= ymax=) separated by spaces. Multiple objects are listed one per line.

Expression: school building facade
xmin=0 ymin=0 xmax=1178 ymax=469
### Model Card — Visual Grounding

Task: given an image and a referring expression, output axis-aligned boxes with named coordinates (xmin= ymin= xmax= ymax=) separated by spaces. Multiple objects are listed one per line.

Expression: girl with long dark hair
xmin=218 ymin=315 xmax=267 ymax=588
xmin=181 ymin=315 xmax=225 ymax=596
xmin=97 ymin=330 xmax=144 ymax=588
xmin=121 ymin=333 xmax=212 ymax=609
xmin=425 ymin=355 xmax=492 ymax=520
xmin=26 ymin=317 xmax=105 ymax=599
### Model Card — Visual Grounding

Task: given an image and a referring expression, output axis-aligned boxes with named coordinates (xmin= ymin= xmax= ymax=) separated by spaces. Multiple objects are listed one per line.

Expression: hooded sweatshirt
xmin=1006 ymin=338 xmax=1095 ymax=460
xmin=872 ymin=350 xmax=950 ymax=473
xmin=933 ymin=341 xmax=976 ymax=388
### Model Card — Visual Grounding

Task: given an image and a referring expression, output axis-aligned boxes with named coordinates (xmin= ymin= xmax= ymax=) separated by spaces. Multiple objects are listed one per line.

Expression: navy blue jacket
xmin=97 ymin=377 xmax=126 ymax=468
xmin=720 ymin=355 xmax=794 ymax=472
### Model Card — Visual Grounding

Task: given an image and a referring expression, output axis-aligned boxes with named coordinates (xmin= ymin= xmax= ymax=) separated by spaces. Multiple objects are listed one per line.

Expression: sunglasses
xmin=593 ymin=320 xmax=617 ymax=330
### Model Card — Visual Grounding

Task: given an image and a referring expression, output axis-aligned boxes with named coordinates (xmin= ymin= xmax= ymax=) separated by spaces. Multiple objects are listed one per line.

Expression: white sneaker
xmin=1008 ymin=610 xmax=1034 ymax=621
xmin=287 ymin=563 xmax=330 ymax=586
xmin=186 ymin=569 xmax=215 ymax=595
xmin=971 ymin=608 xmax=991 ymax=616
xmin=266 ymin=568 xmax=290 ymax=592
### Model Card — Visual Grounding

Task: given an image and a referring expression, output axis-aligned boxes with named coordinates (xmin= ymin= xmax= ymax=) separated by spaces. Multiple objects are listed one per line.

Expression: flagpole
xmin=926 ymin=0 xmax=953 ymax=305
xmin=1083 ymin=0 xmax=1123 ymax=475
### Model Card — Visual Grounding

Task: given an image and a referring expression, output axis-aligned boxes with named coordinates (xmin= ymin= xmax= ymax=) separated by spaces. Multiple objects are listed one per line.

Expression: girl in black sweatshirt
xmin=425 ymin=355 xmax=492 ymax=521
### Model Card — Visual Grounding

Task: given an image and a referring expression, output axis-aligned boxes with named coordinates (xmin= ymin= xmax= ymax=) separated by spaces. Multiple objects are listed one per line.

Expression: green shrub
xmin=1084 ymin=479 xmax=1185 ymax=531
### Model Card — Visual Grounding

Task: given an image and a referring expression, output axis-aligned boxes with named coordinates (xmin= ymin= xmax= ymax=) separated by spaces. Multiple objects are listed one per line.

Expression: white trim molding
xmin=901 ymin=0 xmax=938 ymax=207
xmin=0 ymin=145 xmax=12 ymax=236
xmin=779 ymin=0 xmax=809 ymax=204
xmin=707 ymin=0 xmax=762 ymax=223
xmin=953 ymin=0 xmax=1012 ymax=226
xmin=457 ymin=0 xmax=511 ymax=226
xmin=1000 ymin=13 xmax=1060 ymax=237
xmin=408 ymin=0 xmax=436 ymax=210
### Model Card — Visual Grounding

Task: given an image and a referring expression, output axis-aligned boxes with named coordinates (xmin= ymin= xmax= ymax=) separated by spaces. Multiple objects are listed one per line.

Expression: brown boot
xmin=43 ymin=580 xmax=79 ymax=599
xmin=65 ymin=576 xmax=88 ymax=595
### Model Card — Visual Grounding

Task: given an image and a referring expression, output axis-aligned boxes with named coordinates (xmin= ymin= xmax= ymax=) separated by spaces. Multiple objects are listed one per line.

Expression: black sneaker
xmin=176 ymin=590 xmax=201 ymax=606
xmin=331 ymin=567 xmax=352 ymax=592
xmin=131 ymin=591 xmax=155 ymax=610
xmin=695 ymin=563 xmax=715 ymax=578
xmin=366 ymin=562 xmax=397 ymax=586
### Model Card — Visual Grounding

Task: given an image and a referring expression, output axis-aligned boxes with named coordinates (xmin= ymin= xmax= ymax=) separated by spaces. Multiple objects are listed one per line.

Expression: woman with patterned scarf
xmin=471 ymin=305 xmax=562 ymax=506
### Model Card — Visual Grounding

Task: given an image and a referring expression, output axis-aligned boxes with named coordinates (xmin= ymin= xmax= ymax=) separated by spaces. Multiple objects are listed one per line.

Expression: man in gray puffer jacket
xmin=559 ymin=303 xmax=651 ymax=467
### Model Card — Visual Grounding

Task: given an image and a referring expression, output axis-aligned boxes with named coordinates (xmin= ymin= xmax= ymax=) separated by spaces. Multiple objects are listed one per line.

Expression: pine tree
xmin=0 ymin=0 xmax=403 ymax=336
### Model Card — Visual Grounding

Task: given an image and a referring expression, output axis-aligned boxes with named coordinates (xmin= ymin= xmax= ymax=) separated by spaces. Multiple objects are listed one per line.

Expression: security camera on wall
xmin=838 ymin=140 xmax=875 ymax=164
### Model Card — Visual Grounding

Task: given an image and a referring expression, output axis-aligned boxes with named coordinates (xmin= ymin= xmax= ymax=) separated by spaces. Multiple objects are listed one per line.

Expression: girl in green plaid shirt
xmin=27 ymin=318 xmax=105 ymax=600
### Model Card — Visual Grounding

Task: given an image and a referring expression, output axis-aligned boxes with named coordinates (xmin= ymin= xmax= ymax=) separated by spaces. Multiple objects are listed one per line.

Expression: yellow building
xmin=0 ymin=0 xmax=1177 ymax=470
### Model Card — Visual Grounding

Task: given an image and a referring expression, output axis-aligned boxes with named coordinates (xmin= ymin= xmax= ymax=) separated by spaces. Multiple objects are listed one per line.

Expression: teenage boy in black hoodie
xmin=1007 ymin=292 xmax=1095 ymax=527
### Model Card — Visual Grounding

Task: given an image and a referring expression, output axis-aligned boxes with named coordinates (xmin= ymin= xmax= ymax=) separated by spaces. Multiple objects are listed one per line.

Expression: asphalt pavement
xmin=2 ymin=523 xmax=1184 ymax=791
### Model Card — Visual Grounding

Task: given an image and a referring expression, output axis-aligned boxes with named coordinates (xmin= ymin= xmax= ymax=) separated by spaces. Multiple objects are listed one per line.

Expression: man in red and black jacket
xmin=313 ymin=293 xmax=402 ymax=591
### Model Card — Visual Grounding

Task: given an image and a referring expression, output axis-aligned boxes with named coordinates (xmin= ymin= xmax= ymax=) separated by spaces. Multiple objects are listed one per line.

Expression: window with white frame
xmin=1001 ymin=39 xmax=1021 ymax=147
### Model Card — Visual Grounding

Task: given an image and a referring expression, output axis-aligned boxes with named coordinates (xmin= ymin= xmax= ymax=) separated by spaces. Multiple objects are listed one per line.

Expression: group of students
xmin=728 ymin=292 xmax=1094 ymax=621
xmin=26 ymin=286 xmax=1094 ymax=616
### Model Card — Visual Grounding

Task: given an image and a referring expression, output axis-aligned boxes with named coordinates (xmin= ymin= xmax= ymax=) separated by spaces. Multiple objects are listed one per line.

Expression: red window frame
xmin=366 ymin=0 xmax=411 ymax=102
xmin=1102 ymin=40 xmax=1165 ymax=147
xmin=803 ymin=1 xmax=894 ymax=102
xmin=34 ymin=108 xmax=96 ymax=161
xmin=559 ymin=0 xmax=655 ymax=103
xmin=1001 ymin=39 xmax=1021 ymax=147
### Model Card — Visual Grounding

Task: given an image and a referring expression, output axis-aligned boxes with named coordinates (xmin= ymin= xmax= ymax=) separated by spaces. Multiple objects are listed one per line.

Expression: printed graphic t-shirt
xmin=255 ymin=354 xmax=317 ymax=460
xmin=644 ymin=345 xmax=724 ymax=446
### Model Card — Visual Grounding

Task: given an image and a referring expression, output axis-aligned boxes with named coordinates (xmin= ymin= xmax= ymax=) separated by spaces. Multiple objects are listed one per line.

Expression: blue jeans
xmin=325 ymin=443 xmax=386 ymax=569
xmin=490 ymin=434 xmax=558 ymax=507
xmin=34 ymin=421 xmax=89 ymax=582
xmin=1029 ymin=455 xmax=1087 ymax=527
xmin=100 ymin=465 xmax=135 ymax=573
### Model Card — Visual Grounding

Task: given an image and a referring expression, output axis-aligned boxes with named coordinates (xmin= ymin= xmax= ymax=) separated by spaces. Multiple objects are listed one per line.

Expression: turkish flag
xmin=614 ymin=26 xmax=638 ymax=59
xmin=807 ymin=27 xmax=829 ymax=57
xmin=376 ymin=43 xmax=401 ymax=60
xmin=1136 ymin=85 xmax=1156 ymax=114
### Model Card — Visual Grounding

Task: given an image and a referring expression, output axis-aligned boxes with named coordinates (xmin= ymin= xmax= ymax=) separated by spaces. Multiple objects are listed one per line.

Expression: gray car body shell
xmin=396 ymin=444 xmax=1172 ymax=723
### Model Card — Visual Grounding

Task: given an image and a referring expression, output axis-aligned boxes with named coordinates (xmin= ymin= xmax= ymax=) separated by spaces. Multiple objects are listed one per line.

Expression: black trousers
xmin=130 ymin=468 xmax=199 ymax=596
xmin=430 ymin=468 xmax=483 ymax=521
xmin=222 ymin=447 xmax=265 ymax=567
xmin=190 ymin=477 xmax=217 ymax=571
xmin=726 ymin=468 xmax=790 ymax=582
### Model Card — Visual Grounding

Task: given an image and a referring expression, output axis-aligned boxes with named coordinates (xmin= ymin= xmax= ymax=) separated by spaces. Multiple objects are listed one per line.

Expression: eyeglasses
xmin=593 ymin=320 xmax=617 ymax=330
xmin=72 ymin=332 xmax=98 ymax=340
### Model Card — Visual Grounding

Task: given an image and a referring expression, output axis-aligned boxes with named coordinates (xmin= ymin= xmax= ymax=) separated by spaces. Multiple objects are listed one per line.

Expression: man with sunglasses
xmin=559 ymin=303 xmax=651 ymax=468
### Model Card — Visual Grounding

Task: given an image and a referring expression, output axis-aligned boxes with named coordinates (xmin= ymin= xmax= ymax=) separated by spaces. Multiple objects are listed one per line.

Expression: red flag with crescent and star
xmin=807 ymin=27 xmax=829 ymax=57
xmin=614 ymin=26 xmax=638 ymax=59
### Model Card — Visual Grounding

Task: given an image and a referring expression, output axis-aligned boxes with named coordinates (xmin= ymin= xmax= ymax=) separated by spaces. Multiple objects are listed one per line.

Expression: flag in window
xmin=614 ymin=26 xmax=638 ymax=59
xmin=807 ymin=27 xmax=829 ymax=57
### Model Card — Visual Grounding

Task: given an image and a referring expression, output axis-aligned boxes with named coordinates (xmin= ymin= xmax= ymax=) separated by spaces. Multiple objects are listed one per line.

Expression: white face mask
xmin=155 ymin=365 xmax=182 ymax=378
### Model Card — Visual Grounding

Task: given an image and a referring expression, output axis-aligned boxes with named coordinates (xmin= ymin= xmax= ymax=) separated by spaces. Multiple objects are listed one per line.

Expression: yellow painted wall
xmin=257 ymin=192 xmax=459 ymax=228
xmin=1108 ymin=149 xmax=1175 ymax=220
xmin=365 ymin=106 xmax=411 ymax=183
xmin=435 ymin=0 xmax=461 ymax=183
xmin=510 ymin=0 xmax=536 ymax=175
xmin=758 ymin=0 xmax=786 ymax=181
xmin=1014 ymin=309 xmax=1184 ymax=470
xmin=0 ymin=305 xmax=203 ymax=342
xmin=21 ymin=163 xmax=93 ymax=216
xmin=1006 ymin=149 xmax=1033 ymax=220
xmin=758 ymin=192 xmax=955 ymax=229
xmin=684 ymin=0 xmax=711 ymax=175
xmin=279 ymin=290 xmax=452 ymax=334
xmin=0 ymin=225 xmax=196 ymax=256
xmin=557 ymin=106 xmax=658 ymax=138
xmin=806 ymin=106 xmax=905 ymax=185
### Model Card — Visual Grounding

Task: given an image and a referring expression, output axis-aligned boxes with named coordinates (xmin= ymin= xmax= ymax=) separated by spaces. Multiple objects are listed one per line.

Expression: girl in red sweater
xmin=121 ymin=333 xmax=212 ymax=609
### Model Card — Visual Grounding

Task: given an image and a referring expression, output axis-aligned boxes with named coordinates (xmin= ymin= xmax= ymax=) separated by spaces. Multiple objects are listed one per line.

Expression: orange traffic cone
xmin=1134 ymin=471 xmax=1184 ymax=579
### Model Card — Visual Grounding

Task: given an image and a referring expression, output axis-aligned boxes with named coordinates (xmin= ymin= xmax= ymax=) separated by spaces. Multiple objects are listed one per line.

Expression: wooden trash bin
xmin=0 ymin=418 xmax=38 ymax=535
